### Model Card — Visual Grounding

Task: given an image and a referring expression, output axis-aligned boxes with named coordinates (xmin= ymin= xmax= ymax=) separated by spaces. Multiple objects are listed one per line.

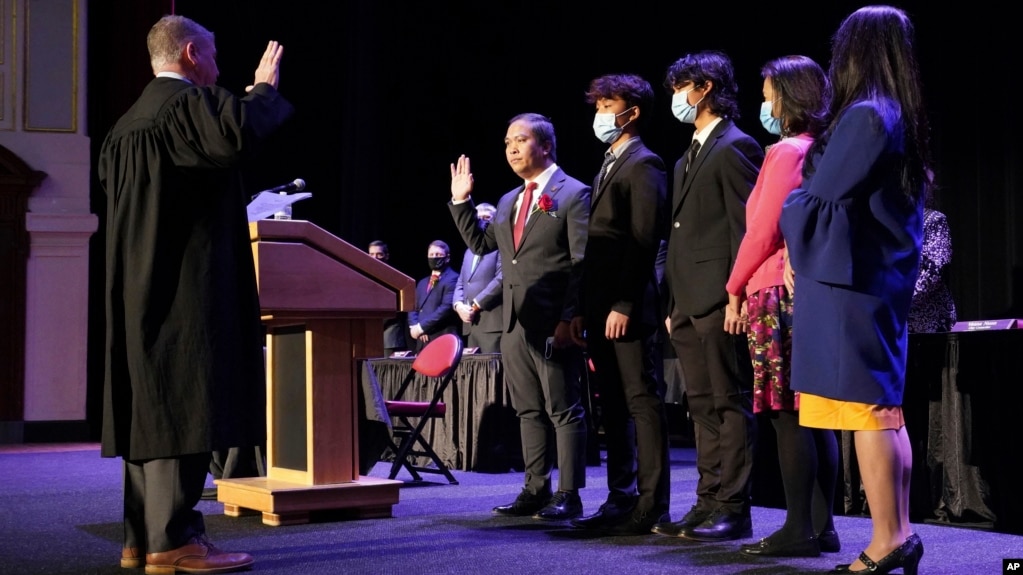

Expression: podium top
xmin=250 ymin=219 xmax=415 ymax=317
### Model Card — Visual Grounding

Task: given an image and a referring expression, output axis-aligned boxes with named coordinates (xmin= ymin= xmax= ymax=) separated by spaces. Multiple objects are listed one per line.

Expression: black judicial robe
xmin=98 ymin=77 xmax=293 ymax=460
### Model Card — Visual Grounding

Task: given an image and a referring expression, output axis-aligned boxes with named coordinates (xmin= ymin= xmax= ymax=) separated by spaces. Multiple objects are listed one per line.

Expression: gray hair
xmin=147 ymin=15 xmax=214 ymax=73
xmin=476 ymin=203 xmax=496 ymax=219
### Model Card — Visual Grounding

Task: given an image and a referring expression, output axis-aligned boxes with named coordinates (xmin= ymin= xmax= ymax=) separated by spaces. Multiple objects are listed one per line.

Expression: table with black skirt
xmin=902 ymin=330 xmax=1022 ymax=535
xmin=358 ymin=353 xmax=524 ymax=474
xmin=751 ymin=329 xmax=1023 ymax=536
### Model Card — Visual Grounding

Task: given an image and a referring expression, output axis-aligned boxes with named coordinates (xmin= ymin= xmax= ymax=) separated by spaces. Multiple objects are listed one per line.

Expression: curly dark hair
xmin=585 ymin=74 xmax=655 ymax=125
xmin=664 ymin=51 xmax=741 ymax=119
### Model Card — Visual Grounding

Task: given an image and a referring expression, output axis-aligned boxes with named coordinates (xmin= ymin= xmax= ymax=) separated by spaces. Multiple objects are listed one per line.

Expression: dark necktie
xmin=513 ymin=181 xmax=537 ymax=249
xmin=686 ymin=140 xmax=702 ymax=173
xmin=596 ymin=151 xmax=615 ymax=192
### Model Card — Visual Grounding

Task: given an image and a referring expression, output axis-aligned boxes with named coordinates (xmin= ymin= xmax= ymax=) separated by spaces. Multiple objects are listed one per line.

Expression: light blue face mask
xmin=759 ymin=100 xmax=782 ymax=135
xmin=671 ymin=89 xmax=702 ymax=124
xmin=592 ymin=107 xmax=635 ymax=144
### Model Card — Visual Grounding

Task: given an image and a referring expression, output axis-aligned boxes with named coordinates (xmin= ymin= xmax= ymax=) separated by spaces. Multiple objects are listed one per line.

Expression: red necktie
xmin=513 ymin=181 xmax=537 ymax=249
xmin=427 ymin=273 xmax=439 ymax=292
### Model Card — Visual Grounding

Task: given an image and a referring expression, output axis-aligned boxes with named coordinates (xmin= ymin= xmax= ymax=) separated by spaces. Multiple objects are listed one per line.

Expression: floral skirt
xmin=747 ymin=285 xmax=797 ymax=413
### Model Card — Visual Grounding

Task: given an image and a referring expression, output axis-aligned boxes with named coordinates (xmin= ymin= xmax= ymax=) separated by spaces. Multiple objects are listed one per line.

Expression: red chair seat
xmin=384 ymin=401 xmax=447 ymax=417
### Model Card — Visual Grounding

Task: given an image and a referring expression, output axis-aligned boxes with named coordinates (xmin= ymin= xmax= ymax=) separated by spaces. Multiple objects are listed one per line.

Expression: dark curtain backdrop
xmin=84 ymin=1 xmax=1021 ymax=436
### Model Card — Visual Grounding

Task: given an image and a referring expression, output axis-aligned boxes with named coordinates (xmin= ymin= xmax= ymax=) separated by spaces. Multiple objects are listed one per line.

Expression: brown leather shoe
xmin=144 ymin=535 xmax=253 ymax=574
xmin=121 ymin=547 xmax=144 ymax=568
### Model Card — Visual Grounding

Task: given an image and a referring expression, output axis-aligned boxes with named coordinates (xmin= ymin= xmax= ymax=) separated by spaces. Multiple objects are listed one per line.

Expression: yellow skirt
xmin=799 ymin=393 xmax=904 ymax=431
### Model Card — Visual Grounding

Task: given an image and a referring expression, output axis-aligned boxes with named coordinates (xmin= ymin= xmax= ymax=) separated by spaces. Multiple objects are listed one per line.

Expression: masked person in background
xmin=409 ymin=240 xmax=460 ymax=353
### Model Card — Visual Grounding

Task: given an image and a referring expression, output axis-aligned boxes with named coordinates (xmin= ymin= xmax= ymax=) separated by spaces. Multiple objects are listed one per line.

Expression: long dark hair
xmin=810 ymin=5 xmax=932 ymax=203
xmin=761 ymin=55 xmax=830 ymax=138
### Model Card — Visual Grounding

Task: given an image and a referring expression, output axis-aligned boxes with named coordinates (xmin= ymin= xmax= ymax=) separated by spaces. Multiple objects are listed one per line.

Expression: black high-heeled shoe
xmin=827 ymin=533 xmax=923 ymax=574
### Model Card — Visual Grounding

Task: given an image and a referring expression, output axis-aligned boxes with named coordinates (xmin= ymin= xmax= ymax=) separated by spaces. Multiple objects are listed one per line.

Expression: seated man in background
xmin=369 ymin=240 xmax=411 ymax=356
xmin=409 ymin=240 xmax=461 ymax=352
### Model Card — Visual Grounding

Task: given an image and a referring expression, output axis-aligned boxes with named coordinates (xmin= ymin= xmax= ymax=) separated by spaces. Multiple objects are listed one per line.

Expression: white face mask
xmin=592 ymin=107 xmax=635 ymax=144
xmin=671 ymin=89 xmax=703 ymax=124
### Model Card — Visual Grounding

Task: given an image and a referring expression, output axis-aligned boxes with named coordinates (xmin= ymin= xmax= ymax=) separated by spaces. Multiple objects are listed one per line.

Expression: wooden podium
xmin=216 ymin=219 xmax=413 ymax=526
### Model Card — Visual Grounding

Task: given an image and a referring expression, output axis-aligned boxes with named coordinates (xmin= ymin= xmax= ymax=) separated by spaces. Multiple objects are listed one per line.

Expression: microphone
xmin=262 ymin=178 xmax=306 ymax=194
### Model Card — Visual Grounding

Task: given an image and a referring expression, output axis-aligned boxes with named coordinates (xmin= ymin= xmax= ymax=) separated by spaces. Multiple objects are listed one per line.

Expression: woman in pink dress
xmin=723 ymin=55 xmax=840 ymax=558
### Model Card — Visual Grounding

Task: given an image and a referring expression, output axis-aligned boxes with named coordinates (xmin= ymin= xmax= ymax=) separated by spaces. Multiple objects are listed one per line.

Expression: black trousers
xmin=670 ymin=307 xmax=756 ymax=514
xmin=501 ymin=324 xmax=588 ymax=493
xmin=123 ymin=453 xmax=210 ymax=553
xmin=588 ymin=325 xmax=670 ymax=512
xmin=210 ymin=447 xmax=265 ymax=479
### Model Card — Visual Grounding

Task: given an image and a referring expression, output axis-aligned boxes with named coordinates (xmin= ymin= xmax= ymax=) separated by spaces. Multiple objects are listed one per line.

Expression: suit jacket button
xmin=511 ymin=259 xmax=518 ymax=265
xmin=673 ymin=222 xmax=680 ymax=228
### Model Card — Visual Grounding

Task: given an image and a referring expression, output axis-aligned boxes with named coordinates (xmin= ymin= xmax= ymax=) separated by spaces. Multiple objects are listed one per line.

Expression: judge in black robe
xmin=97 ymin=15 xmax=293 ymax=570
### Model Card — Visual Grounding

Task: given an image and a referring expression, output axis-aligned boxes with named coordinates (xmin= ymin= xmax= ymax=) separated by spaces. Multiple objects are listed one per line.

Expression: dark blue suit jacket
xmin=408 ymin=267 xmax=461 ymax=340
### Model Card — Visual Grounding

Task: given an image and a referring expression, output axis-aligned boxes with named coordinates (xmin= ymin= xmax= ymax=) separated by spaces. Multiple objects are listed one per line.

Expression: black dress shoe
xmin=604 ymin=508 xmax=671 ymax=536
xmin=828 ymin=533 xmax=923 ymax=575
xmin=651 ymin=505 xmax=711 ymax=537
xmin=681 ymin=509 xmax=753 ymax=542
xmin=533 ymin=490 xmax=583 ymax=521
xmin=570 ymin=498 xmax=635 ymax=529
xmin=818 ymin=529 xmax=841 ymax=553
xmin=492 ymin=487 xmax=552 ymax=517
xmin=739 ymin=536 xmax=821 ymax=557
xmin=201 ymin=487 xmax=218 ymax=501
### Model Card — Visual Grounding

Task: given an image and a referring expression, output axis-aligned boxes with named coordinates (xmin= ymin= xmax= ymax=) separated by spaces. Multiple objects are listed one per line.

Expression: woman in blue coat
xmin=779 ymin=6 xmax=931 ymax=574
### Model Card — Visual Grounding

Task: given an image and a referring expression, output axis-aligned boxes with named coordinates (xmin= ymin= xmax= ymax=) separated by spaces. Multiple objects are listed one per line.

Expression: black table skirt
xmin=359 ymin=354 xmax=523 ymax=473
xmin=905 ymin=330 xmax=1023 ymax=535
xmin=749 ymin=330 xmax=1023 ymax=536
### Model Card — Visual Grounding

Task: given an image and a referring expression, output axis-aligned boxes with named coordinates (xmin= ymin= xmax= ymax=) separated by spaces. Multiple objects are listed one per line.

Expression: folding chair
xmin=384 ymin=333 xmax=462 ymax=484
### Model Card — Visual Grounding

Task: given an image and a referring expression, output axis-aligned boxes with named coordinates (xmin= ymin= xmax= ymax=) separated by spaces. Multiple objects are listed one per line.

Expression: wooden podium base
xmin=215 ymin=475 xmax=401 ymax=526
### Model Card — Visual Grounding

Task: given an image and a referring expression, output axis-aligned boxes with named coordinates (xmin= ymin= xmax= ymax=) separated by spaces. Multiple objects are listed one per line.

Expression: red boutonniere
xmin=532 ymin=193 xmax=558 ymax=218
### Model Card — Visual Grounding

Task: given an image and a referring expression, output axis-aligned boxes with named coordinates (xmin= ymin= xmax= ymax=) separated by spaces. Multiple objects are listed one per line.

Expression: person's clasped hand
xmin=723 ymin=293 xmax=749 ymax=335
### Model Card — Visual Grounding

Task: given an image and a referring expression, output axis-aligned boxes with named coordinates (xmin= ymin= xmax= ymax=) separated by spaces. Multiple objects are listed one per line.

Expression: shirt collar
xmin=693 ymin=117 xmax=723 ymax=147
xmin=156 ymin=71 xmax=192 ymax=83
xmin=523 ymin=163 xmax=559 ymax=194
xmin=607 ymin=137 xmax=640 ymax=159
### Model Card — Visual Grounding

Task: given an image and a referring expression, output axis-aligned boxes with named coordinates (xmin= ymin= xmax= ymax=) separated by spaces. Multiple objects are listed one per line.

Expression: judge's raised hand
xmin=450 ymin=155 xmax=474 ymax=201
xmin=247 ymin=40 xmax=284 ymax=92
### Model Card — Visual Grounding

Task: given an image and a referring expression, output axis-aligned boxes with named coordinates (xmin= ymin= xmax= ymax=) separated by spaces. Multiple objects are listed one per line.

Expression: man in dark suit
xmin=652 ymin=51 xmax=763 ymax=542
xmin=409 ymin=240 xmax=461 ymax=352
xmin=448 ymin=113 xmax=590 ymax=522
xmin=97 ymin=15 xmax=292 ymax=572
xmin=569 ymin=74 xmax=670 ymax=536
xmin=453 ymin=203 xmax=504 ymax=353
xmin=369 ymin=240 xmax=411 ymax=356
